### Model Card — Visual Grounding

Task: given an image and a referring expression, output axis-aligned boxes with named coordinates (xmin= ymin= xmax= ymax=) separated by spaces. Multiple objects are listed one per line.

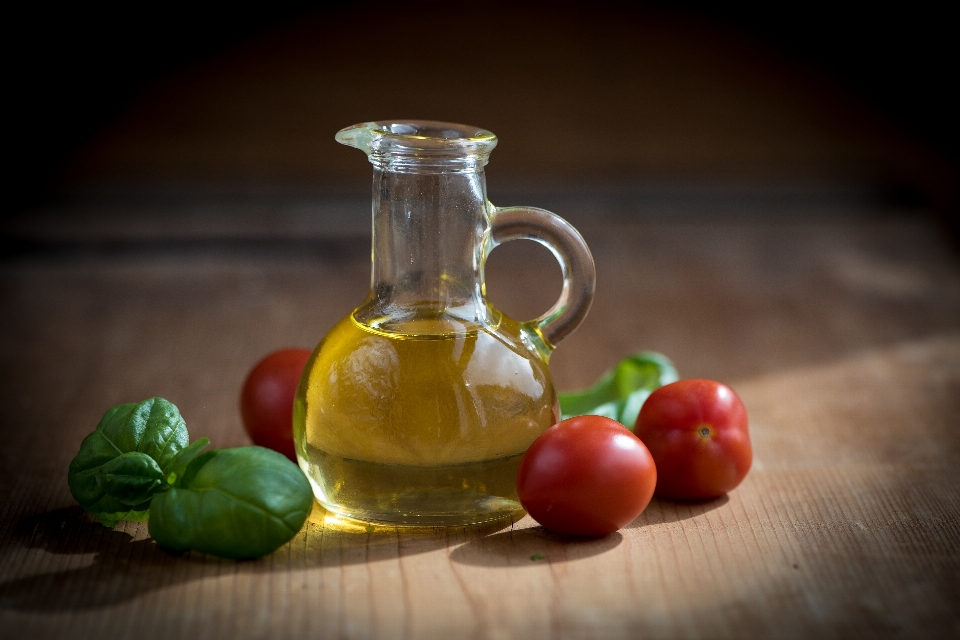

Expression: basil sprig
xmin=68 ymin=398 xmax=313 ymax=559
xmin=150 ymin=447 xmax=314 ymax=559
xmin=68 ymin=398 xmax=189 ymax=526
xmin=558 ymin=351 xmax=678 ymax=429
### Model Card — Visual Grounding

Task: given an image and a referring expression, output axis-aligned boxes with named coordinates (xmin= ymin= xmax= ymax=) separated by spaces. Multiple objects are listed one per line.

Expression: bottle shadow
xmin=447 ymin=526 xmax=622 ymax=567
xmin=0 ymin=505 xmax=514 ymax=612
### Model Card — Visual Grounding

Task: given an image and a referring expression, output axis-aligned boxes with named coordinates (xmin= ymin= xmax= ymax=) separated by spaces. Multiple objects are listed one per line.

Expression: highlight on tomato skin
xmin=634 ymin=378 xmax=752 ymax=500
xmin=516 ymin=415 xmax=657 ymax=537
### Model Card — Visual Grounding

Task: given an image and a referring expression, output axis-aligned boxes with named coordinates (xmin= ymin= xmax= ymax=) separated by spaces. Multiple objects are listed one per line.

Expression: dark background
xmin=7 ymin=1 xmax=957 ymax=217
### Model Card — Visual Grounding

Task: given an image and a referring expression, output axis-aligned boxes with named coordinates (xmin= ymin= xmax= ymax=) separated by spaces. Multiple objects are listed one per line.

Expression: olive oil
xmin=293 ymin=311 xmax=558 ymax=525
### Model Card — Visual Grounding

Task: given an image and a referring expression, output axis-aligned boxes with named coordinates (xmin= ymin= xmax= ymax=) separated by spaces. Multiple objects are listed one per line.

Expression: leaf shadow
xmin=0 ymin=504 xmax=517 ymax=612
xmin=0 ymin=507 xmax=167 ymax=612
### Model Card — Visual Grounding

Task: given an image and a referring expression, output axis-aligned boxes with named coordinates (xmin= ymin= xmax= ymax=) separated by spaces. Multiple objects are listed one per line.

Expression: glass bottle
xmin=293 ymin=121 xmax=595 ymax=525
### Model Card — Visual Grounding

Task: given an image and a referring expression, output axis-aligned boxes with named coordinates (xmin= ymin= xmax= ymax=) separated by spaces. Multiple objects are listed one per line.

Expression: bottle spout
xmin=335 ymin=121 xmax=379 ymax=155
xmin=335 ymin=121 xmax=497 ymax=169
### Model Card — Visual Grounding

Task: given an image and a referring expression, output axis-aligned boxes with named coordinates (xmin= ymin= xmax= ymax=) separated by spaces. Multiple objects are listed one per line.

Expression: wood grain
xmin=4 ymin=4 xmax=957 ymax=634
xmin=1 ymin=203 xmax=958 ymax=638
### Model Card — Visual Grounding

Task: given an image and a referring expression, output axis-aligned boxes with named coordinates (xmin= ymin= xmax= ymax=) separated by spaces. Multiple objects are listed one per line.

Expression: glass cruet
xmin=293 ymin=120 xmax=596 ymax=525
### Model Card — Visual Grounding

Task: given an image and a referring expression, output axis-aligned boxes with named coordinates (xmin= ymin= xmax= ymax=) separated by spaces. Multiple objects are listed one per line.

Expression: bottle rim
xmin=336 ymin=120 xmax=498 ymax=155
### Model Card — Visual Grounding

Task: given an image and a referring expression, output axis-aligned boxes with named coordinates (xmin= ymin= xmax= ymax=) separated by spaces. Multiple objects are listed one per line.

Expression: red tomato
xmin=635 ymin=379 xmax=751 ymax=500
xmin=240 ymin=348 xmax=312 ymax=461
xmin=516 ymin=416 xmax=657 ymax=537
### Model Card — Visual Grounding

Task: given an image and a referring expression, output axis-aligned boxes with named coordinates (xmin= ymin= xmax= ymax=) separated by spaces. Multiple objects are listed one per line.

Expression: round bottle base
xmin=301 ymin=446 xmax=527 ymax=527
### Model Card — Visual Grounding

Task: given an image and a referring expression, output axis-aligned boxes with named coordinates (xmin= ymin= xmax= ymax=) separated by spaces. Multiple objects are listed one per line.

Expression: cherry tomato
xmin=635 ymin=379 xmax=751 ymax=500
xmin=516 ymin=415 xmax=657 ymax=537
xmin=240 ymin=348 xmax=312 ymax=461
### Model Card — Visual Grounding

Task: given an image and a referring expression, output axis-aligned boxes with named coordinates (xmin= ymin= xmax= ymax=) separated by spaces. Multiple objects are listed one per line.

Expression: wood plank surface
xmin=1 ymin=200 xmax=958 ymax=638
xmin=5 ymin=4 xmax=957 ymax=637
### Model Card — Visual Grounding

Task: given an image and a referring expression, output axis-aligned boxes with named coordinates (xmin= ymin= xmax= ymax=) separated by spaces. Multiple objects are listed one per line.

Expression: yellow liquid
xmin=293 ymin=311 xmax=558 ymax=525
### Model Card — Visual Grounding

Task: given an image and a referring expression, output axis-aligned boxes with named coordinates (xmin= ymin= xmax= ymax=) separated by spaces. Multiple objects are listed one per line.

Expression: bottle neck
xmin=354 ymin=167 xmax=496 ymax=335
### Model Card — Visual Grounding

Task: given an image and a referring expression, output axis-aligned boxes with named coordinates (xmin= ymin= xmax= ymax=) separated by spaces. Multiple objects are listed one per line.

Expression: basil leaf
xmin=149 ymin=446 xmax=314 ymax=559
xmin=68 ymin=397 xmax=189 ymax=525
xmin=97 ymin=452 xmax=165 ymax=506
xmin=93 ymin=508 xmax=151 ymax=528
xmin=164 ymin=437 xmax=211 ymax=486
xmin=558 ymin=351 xmax=678 ymax=428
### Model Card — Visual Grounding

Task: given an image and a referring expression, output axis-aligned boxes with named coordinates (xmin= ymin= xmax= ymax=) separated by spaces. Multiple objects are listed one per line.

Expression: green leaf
xmin=178 ymin=449 xmax=220 ymax=488
xmin=97 ymin=452 xmax=165 ymax=506
xmin=165 ymin=437 xmax=211 ymax=486
xmin=558 ymin=351 xmax=678 ymax=429
xmin=93 ymin=508 xmax=151 ymax=528
xmin=149 ymin=446 xmax=314 ymax=559
xmin=68 ymin=398 xmax=189 ymax=525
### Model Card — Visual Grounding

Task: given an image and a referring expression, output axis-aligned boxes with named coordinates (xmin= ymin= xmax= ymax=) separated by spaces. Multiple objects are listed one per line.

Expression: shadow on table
xmin=448 ymin=526 xmax=622 ymax=567
xmin=0 ymin=507 xmax=171 ymax=611
xmin=0 ymin=505 xmax=507 ymax=611
xmin=446 ymin=495 xmax=726 ymax=567
xmin=628 ymin=495 xmax=730 ymax=527
xmin=0 ymin=495 xmax=728 ymax=611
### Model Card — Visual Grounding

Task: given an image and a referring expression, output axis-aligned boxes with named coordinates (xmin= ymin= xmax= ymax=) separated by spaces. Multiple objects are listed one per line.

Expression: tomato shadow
xmin=627 ymin=495 xmax=730 ymax=528
xmin=448 ymin=525 xmax=622 ymax=567
xmin=0 ymin=504 xmax=519 ymax=612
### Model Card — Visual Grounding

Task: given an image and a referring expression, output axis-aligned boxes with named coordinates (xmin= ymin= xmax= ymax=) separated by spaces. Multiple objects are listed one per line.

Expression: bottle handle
xmin=488 ymin=205 xmax=596 ymax=349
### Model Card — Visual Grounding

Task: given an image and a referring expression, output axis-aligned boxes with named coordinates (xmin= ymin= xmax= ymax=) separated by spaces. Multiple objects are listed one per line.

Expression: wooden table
xmin=1 ymin=186 xmax=958 ymax=638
